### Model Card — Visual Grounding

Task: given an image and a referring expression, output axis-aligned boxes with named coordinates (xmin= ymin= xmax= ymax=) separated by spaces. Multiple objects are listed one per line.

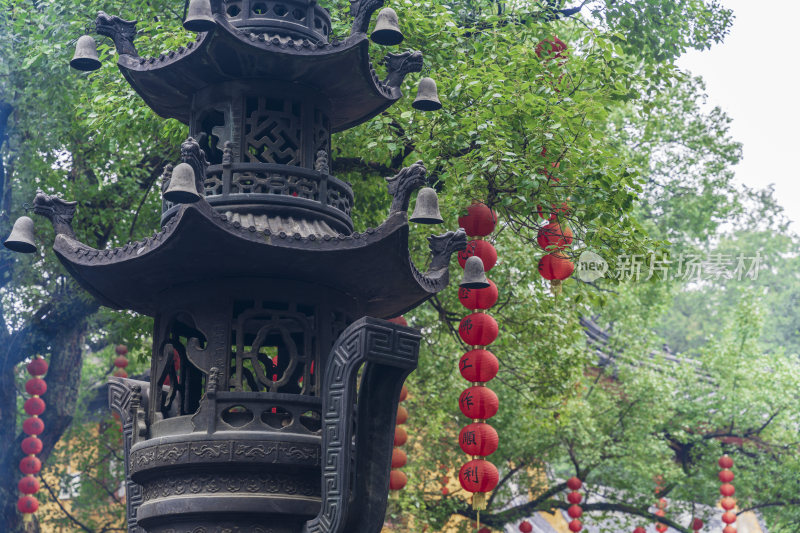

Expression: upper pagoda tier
xmin=95 ymin=1 xmax=423 ymax=133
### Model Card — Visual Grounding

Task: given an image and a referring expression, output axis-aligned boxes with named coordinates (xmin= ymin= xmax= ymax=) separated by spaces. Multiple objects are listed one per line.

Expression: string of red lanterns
xmin=18 ymin=355 xmax=49 ymax=519
xmin=456 ymin=203 xmax=500 ymax=530
xmin=389 ymin=382 xmax=410 ymax=492
xmin=655 ymin=497 xmax=668 ymax=533
xmin=113 ymin=344 xmax=129 ymax=378
xmin=565 ymin=476 xmax=583 ymax=532
xmin=719 ymin=455 xmax=737 ymax=533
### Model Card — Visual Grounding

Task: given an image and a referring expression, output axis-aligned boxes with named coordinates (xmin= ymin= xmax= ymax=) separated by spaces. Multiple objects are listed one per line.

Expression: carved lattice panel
xmin=327 ymin=187 xmax=352 ymax=216
xmin=244 ymin=97 xmax=302 ymax=166
xmin=313 ymin=108 xmax=330 ymax=163
xmin=230 ymin=302 xmax=318 ymax=395
xmin=223 ymin=0 xmax=244 ymax=19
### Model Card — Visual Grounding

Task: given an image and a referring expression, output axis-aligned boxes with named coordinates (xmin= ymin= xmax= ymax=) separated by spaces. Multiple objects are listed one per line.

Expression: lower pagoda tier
xmin=34 ymin=162 xmax=466 ymax=319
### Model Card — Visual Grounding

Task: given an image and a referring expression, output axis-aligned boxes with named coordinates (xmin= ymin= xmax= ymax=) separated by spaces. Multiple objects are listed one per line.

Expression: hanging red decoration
xmin=722 ymin=512 xmax=736 ymax=524
xmin=721 ymin=497 xmax=736 ymax=510
xmin=459 ymin=313 xmax=499 ymax=346
xmin=458 ymin=240 xmax=498 ymax=271
xmin=568 ymin=520 xmax=582 ymax=533
xmin=567 ymin=491 xmax=582 ymax=504
xmin=394 ymin=426 xmax=408 ymax=446
xmin=18 ymin=476 xmax=40 ymax=494
xmin=692 ymin=518 xmax=704 ymax=530
xmin=459 ymin=423 xmax=499 ymax=457
xmin=391 ymin=449 xmax=407 ymax=468
xmin=459 ymin=281 xmax=499 ymax=311
xmin=566 ymin=477 xmax=582 ymax=491
xmin=388 ymin=316 xmax=408 ymax=326
xmin=719 ymin=455 xmax=733 ymax=469
xmin=458 ymin=203 xmax=497 ymax=237
xmin=538 ymin=253 xmax=574 ymax=281
xmin=655 ymin=525 xmax=667 ymax=533
xmin=25 ymin=378 xmax=47 ymax=396
xmin=459 ymin=386 xmax=499 ymax=420
xmin=720 ymin=483 xmax=735 ymax=497
xmin=567 ymin=505 xmax=582 ymax=518
xmin=537 ymin=222 xmax=573 ymax=251
xmin=389 ymin=470 xmax=407 ymax=490
xmin=23 ymin=417 xmax=44 ymax=435
xmin=20 ymin=456 xmax=42 ymax=475
xmin=21 ymin=436 xmax=43 ymax=455
xmin=113 ymin=368 xmax=129 ymax=378
xmin=17 ymin=495 xmax=39 ymax=514
xmin=24 ymin=397 xmax=45 ymax=416
xmin=633 ymin=528 xmax=646 ymax=533
xmin=458 ymin=459 xmax=499 ymax=493
xmin=396 ymin=405 xmax=408 ymax=424
xmin=459 ymin=349 xmax=499 ymax=383
xmin=535 ymin=36 xmax=568 ymax=59
xmin=26 ymin=358 xmax=48 ymax=376
xmin=719 ymin=470 xmax=734 ymax=483
xmin=399 ymin=385 xmax=409 ymax=402
xmin=519 ymin=521 xmax=532 ymax=533
xmin=723 ymin=527 xmax=737 ymax=533
xmin=114 ymin=355 xmax=129 ymax=368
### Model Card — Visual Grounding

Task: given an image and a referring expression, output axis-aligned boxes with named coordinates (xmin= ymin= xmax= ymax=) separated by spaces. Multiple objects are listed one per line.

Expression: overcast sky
xmin=676 ymin=0 xmax=800 ymax=230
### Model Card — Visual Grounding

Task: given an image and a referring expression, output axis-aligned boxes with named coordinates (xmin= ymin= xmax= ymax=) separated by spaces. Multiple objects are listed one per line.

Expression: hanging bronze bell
xmin=4 ymin=216 xmax=36 ymax=253
xmin=409 ymin=187 xmax=444 ymax=224
xmin=184 ymin=0 xmax=216 ymax=32
xmin=412 ymin=77 xmax=442 ymax=111
xmin=371 ymin=8 xmax=404 ymax=46
xmin=164 ymin=163 xmax=202 ymax=203
xmin=460 ymin=256 xmax=490 ymax=289
xmin=70 ymin=35 xmax=101 ymax=72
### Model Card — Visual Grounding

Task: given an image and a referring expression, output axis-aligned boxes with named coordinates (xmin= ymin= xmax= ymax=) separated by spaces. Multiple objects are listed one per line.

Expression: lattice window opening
xmin=313 ymin=109 xmax=331 ymax=162
xmin=327 ymin=188 xmax=352 ymax=216
xmin=244 ymin=97 xmax=302 ymax=166
xmin=221 ymin=404 xmax=255 ymax=427
xmin=232 ymin=326 xmax=317 ymax=395
xmin=203 ymin=173 xmax=224 ymax=196
xmin=197 ymin=109 xmax=227 ymax=165
xmin=261 ymin=405 xmax=292 ymax=428
xmin=224 ymin=0 xmax=244 ymax=18
xmin=156 ymin=315 xmax=208 ymax=420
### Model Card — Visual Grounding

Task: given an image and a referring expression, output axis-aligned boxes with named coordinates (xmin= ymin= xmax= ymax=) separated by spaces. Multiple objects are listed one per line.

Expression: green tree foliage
xmin=4 ymin=0 xmax=799 ymax=532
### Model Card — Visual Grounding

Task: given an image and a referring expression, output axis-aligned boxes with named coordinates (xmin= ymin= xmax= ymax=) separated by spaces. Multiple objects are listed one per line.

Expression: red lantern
xmin=388 ymin=316 xmax=408 ymax=326
xmin=538 ymin=253 xmax=574 ymax=281
xmin=478 ymin=529 xmax=491 ymax=533
xmin=723 ymin=527 xmax=737 ymax=533
xmin=458 ymin=240 xmax=498 ymax=271
xmin=389 ymin=469 xmax=407 ymax=490
xmin=114 ymin=355 xmax=129 ymax=368
xmin=116 ymin=344 xmax=128 ymax=355
xmin=396 ymin=405 xmax=408 ymax=424
xmin=721 ymin=497 xmax=736 ymax=510
xmin=719 ymin=455 xmax=733 ymax=469
xmin=24 ymin=397 xmax=46 ymax=416
xmin=391 ymin=448 xmax=407 ymax=468
xmin=566 ymin=477 xmax=582 ymax=491
xmin=656 ymin=526 xmax=667 ymax=533
xmin=21 ymin=436 xmax=43 ymax=455
xmin=26 ymin=358 xmax=48 ymax=376
xmin=17 ymin=495 xmax=39 ymax=514
xmin=459 ymin=349 xmax=499 ymax=383
xmin=25 ymin=378 xmax=47 ymax=396
xmin=535 ymin=37 xmax=568 ymax=59
xmin=458 ymin=459 xmax=499 ymax=493
xmin=719 ymin=470 xmax=734 ymax=483
xmin=399 ymin=385 xmax=408 ymax=402
xmin=18 ymin=475 xmax=39 ymax=495
xmin=459 ymin=281 xmax=499 ymax=311
xmin=458 ymin=203 xmax=497 ymax=237
xmin=722 ymin=511 xmax=736 ymax=524
xmin=459 ymin=386 xmax=499 ymax=420
xmin=20 ymin=456 xmax=42 ymax=475
xmin=519 ymin=521 xmax=532 ymax=533
xmin=655 ymin=509 xmax=665 ymax=517
xmin=23 ymin=417 xmax=44 ymax=436
xmin=692 ymin=518 xmax=704 ymax=530
xmin=459 ymin=313 xmax=499 ymax=346
xmin=459 ymin=423 xmax=499 ymax=457
xmin=394 ymin=426 xmax=407 ymax=446
xmin=568 ymin=519 xmax=582 ymax=532
xmin=537 ymin=222 xmax=573 ymax=251
xmin=113 ymin=368 xmax=128 ymax=378
xmin=633 ymin=528 xmax=646 ymax=533
xmin=567 ymin=504 xmax=582 ymax=518
xmin=720 ymin=483 xmax=735 ymax=497
xmin=441 ymin=487 xmax=449 ymax=495
xmin=657 ymin=497 xmax=667 ymax=509
xmin=567 ymin=491 xmax=582 ymax=504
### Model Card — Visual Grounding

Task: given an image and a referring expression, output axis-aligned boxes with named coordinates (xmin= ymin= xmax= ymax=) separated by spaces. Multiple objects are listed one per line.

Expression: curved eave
xmin=52 ymin=201 xmax=448 ymax=319
xmin=116 ymin=18 xmax=399 ymax=132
